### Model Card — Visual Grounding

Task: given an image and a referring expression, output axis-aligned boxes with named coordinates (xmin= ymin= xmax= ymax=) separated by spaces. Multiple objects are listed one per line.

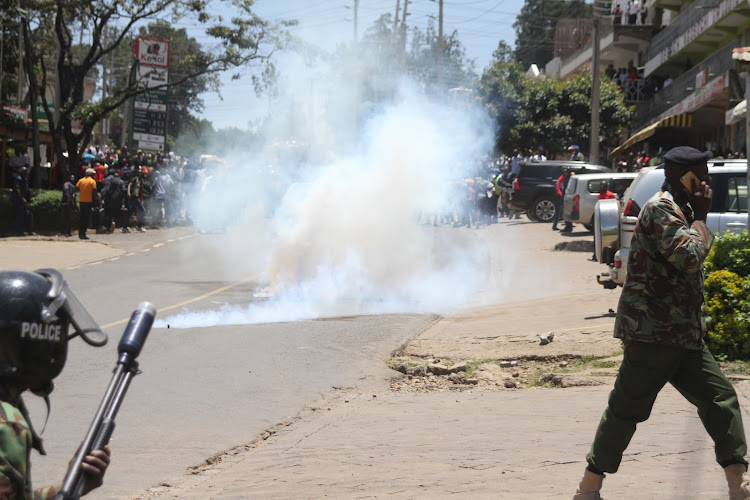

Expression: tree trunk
xmin=22 ymin=20 xmax=42 ymax=189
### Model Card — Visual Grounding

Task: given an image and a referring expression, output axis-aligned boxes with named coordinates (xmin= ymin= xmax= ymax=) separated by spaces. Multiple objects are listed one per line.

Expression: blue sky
xmin=183 ymin=0 xmax=525 ymax=130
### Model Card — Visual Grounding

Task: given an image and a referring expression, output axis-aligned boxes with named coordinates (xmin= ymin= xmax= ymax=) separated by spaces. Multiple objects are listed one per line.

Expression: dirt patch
xmin=386 ymin=354 xmax=622 ymax=393
xmin=385 ymin=356 xmax=750 ymax=394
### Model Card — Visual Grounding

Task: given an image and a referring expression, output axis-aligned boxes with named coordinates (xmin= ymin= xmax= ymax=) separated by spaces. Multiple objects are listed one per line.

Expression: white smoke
xmin=157 ymin=58 xmax=496 ymax=329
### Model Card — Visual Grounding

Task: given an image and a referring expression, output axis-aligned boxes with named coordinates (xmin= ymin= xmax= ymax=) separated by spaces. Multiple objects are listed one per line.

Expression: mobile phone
xmin=680 ymin=171 xmax=701 ymax=192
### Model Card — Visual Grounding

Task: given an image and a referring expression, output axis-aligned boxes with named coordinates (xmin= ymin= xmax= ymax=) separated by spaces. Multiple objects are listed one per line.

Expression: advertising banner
xmin=133 ymin=132 xmax=165 ymax=143
xmin=137 ymin=140 xmax=165 ymax=152
xmin=137 ymin=65 xmax=169 ymax=89
xmin=2 ymin=105 xmax=29 ymax=123
xmin=135 ymin=38 xmax=170 ymax=68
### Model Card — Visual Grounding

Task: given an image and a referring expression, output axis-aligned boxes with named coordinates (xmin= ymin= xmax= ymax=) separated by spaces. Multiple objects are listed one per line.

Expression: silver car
xmin=595 ymin=159 xmax=748 ymax=288
xmin=563 ymin=172 xmax=638 ymax=230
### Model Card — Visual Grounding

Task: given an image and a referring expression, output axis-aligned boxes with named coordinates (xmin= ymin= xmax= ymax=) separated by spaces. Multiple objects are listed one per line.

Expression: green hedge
xmin=0 ymin=188 xmax=79 ymax=235
xmin=704 ymin=231 xmax=750 ymax=360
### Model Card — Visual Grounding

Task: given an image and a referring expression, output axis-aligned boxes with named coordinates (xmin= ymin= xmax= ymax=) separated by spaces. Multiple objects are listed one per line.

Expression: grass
xmin=527 ymin=369 xmax=554 ymax=388
xmin=384 ymin=359 xmax=422 ymax=368
xmin=557 ymin=354 xmax=620 ymax=374
xmin=464 ymin=359 xmax=501 ymax=376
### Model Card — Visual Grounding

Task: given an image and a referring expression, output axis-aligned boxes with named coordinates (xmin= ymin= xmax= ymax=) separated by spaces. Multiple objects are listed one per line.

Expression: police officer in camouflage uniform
xmin=0 ymin=269 xmax=110 ymax=498
xmin=573 ymin=147 xmax=750 ymax=500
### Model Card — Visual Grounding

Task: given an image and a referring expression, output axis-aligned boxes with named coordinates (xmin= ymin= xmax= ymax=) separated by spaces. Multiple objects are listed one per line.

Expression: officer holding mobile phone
xmin=573 ymin=146 xmax=750 ymax=500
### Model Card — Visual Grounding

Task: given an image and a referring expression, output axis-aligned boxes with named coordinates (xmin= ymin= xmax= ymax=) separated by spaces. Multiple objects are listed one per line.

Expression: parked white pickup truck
xmin=594 ymin=159 xmax=748 ymax=289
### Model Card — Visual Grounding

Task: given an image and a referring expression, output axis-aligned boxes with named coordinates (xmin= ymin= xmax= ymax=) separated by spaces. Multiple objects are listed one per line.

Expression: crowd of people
xmin=611 ymin=0 xmax=648 ymax=25
xmin=418 ymin=156 xmax=530 ymax=229
xmin=10 ymin=145 xmax=202 ymax=238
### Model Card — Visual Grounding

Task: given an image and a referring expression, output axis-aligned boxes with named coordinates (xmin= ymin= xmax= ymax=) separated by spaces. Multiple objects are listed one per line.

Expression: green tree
xmin=20 ymin=0 xmax=294 ymax=179
xmin=478 ymin=61 xmax=634 ymax=157
xmin=407 ymin=20 xmax=476 ymax=93
xmin=0 ymin=8 xmax=21 ymax=109
xmin=477 ymin=56 xmax=526 ymax=155
xmin=513 ymin=0 xmax=592 ymax=70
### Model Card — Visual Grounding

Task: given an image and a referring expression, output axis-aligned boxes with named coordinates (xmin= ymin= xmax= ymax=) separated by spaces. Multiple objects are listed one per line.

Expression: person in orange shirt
xmin=76 ymin=169 xmax=98 ymax=240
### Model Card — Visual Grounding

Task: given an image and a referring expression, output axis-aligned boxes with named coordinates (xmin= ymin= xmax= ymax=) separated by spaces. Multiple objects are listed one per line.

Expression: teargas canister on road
xmin=594 ymin=199 xmax=620 ymax=264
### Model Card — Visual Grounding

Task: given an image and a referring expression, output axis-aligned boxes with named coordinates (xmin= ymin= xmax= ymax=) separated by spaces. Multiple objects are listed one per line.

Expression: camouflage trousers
xmin=587 ymin=341 xmax=748 ymax=473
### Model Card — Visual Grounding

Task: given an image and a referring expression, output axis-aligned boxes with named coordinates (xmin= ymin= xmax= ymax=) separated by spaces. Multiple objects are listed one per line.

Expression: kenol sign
xmin=135 ymin=38 xmax=170 ymax=67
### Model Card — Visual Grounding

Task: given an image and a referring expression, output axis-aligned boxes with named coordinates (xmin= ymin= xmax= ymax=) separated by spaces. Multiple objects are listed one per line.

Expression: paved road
xmin=5 ymin=227 xmax=444 ymax=498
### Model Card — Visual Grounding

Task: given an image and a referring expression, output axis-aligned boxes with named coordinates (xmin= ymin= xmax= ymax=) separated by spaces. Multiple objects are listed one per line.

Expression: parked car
xmin=508 ymin=160 xmax=612 ymax=223
xmin=595 ymin=159 xmax=748 ymax=288
xmin=563 ymin=172 xmax=638 ymax=231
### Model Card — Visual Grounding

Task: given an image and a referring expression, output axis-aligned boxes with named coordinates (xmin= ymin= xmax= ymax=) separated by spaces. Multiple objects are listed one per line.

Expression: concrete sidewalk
xmin=140 ymin=383 xmax=750 ymax=499
xmin=0 ymin=226 xmax=195 ymax=272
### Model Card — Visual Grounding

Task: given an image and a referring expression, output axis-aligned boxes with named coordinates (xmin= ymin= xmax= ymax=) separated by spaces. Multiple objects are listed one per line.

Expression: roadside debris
xmin=387 ymin=355 xmax=617 ymax=394
xmin=540 ymin=332 xmax=555 ymax=345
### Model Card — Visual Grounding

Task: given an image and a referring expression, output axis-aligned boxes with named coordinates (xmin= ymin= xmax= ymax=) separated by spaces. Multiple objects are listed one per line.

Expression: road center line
xmin=99 ymin=275 xmax=258 ymax=329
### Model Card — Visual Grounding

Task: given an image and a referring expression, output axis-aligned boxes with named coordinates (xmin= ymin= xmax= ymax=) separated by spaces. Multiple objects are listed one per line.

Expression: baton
xmin=54 ymin=302 xmax=156 ymax=500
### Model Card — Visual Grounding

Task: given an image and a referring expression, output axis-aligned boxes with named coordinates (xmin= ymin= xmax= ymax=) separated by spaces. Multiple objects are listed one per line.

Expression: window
xmin=710 ymin=174 xmax=728 ymax=213
xmin=612 ymin=178 xmax=635 ymax=194
xmin=587 ymin=180 xmax=606 ymax=194
xmin=727 ymin=175 xmax=748 ymax=213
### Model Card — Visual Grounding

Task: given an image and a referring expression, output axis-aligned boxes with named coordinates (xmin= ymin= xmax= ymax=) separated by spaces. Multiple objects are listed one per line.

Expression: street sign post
xmin=130 ymin=38 xmax=170 ymax=153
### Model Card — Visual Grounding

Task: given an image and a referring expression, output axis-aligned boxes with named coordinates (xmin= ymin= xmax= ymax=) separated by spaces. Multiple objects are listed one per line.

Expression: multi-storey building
xmin=545 ymin=0 xmax=750 ymax=161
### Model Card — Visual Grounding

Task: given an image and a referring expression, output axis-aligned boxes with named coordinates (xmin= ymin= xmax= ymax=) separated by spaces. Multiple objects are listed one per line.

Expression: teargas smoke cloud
xmin=157 ymin=54 xmax=498 ymax=329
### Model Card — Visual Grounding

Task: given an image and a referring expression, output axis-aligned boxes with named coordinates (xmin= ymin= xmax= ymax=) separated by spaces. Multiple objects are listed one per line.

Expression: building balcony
xmin=613 ymin=77 xmax=652 ymax=103
xmin=641 ymin=40 xmax=737 ymax=127
xmin=645 ymin=0 xmax=750 ymax=77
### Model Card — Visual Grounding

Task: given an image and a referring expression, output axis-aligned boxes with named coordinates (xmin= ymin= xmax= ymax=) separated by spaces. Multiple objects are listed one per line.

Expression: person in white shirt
xmin=628 ymin=0 xmax=640 ymax=24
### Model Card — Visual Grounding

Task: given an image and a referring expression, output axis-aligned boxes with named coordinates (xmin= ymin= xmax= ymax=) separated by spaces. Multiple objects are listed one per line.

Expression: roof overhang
xmin=612 ymin=113 xmax=694 ymax=155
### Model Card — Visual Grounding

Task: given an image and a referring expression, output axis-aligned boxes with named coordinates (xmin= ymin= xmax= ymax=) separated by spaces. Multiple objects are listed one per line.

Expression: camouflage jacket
xmin=614 ymin=190 xmax=713 ymax=349
xmin=0 ymin=399 xmax=59 ymax=499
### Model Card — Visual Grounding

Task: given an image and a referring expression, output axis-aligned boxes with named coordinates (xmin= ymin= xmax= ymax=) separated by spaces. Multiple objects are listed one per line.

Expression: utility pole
xmin=438 ymin=0 xmax=444 ymax=89
xmin=590 ymin=15 xmax=601 ymax=165
xmin=17 ymin=22 xmax=23 ymax=106
xmin=0 ymin=23 xmax=5 ymax=105
xmin=394 ymin=0 xmax=400 ymax=32
xmin=401 ymin=0 xmax=409 ymax=58
xmin=353 ymin=0 xmax=359 ymax=42
xmin=100 ymin=27 xmax=111 ymax=144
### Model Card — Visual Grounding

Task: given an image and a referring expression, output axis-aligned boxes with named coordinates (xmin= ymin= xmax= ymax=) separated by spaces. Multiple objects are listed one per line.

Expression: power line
xmin=452 ymin=0 xmax=509 ymax=24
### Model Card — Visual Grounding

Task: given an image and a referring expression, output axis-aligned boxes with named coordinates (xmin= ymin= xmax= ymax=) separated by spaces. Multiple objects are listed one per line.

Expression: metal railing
xmin=649 ymin=0 xmax=743 ymax=57
xmin=612 ymin=77 xmax=651 ymax=102
xmin=642 ymin=40 xmax=737 ymax=125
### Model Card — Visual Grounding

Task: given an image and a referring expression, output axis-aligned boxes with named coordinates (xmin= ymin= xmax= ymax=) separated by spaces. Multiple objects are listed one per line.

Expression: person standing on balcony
xmin=612 ymin=3 xmax=623 ymax=24
xmin=627 ymin=0 xmax=639 ymax=24
xmin=639 ymin=2 xmax=648 ymax=24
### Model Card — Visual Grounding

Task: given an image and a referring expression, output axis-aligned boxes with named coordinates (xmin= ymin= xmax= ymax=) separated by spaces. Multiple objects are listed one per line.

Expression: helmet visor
xmin=35 ymin=269 xmax=108 ymax=347
xmin=62 ymin=284 xmax=107 ymax=347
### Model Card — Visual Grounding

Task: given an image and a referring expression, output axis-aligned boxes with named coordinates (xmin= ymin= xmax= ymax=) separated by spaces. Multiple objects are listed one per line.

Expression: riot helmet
xmin=0 ymin=269 xmax=107 ymax=388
